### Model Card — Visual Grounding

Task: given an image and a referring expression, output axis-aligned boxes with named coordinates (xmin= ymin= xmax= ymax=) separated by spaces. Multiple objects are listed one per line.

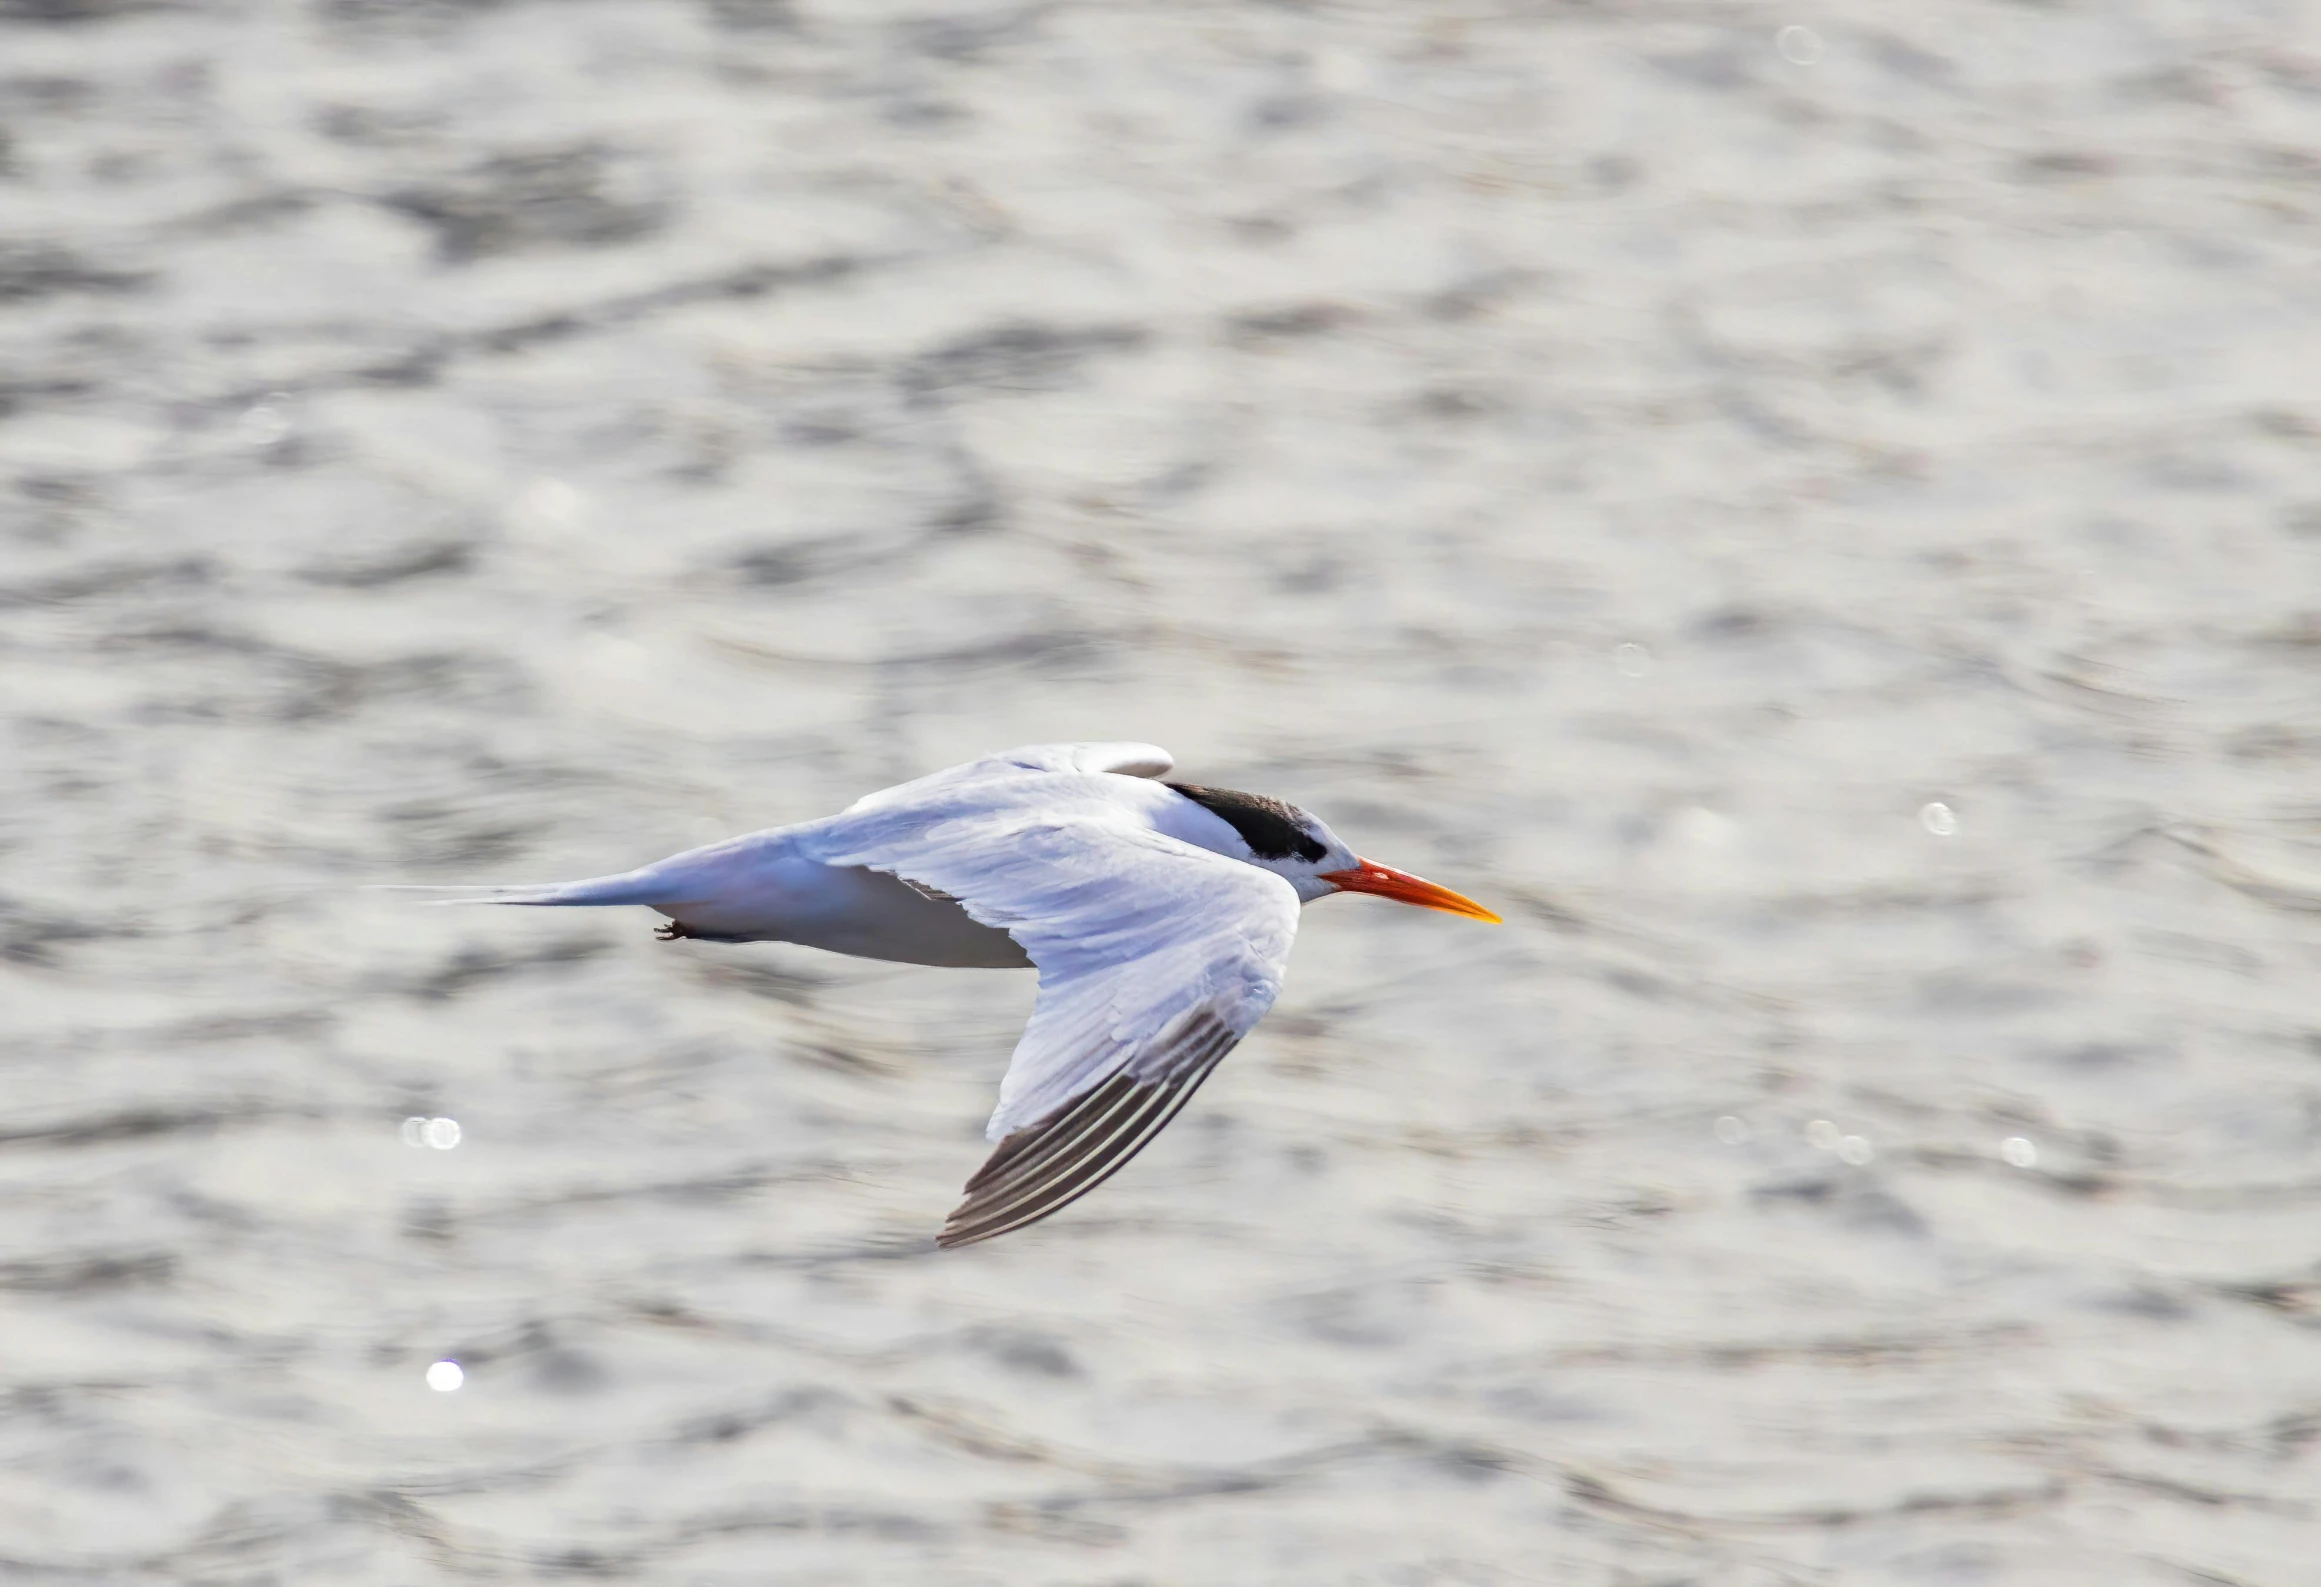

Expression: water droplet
xmin=1805 ymin=1118 xmax=1841 ymax=1149
xmin=1613 ymin=642 xmax=1653 ymax=678
xmin=1837 ymin=1135 xmax=1874 ymax=1165
xmin=399 ymin=1117 xmax=428 ymax=1148
xmin=1714 ymin=1115 xmax=1749 ymax=1145
xmin=1919 ymin=801 xmax=1958 ymax=837
xmin=2000 ymin=1136 xmax=2038 ymax=1168
xmin=1776 ymin=26 xmax=1825 ymax=65
xmin=425 ymin=1360 xmax=464 ymax=1393
xmin=422 ymin=1117 xmax=462 ymax=1150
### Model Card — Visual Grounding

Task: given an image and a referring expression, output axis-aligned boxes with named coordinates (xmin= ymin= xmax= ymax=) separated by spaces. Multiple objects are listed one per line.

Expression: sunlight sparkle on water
xmin=1677 ymin=807 xmax=1735 ymax=848
xmin=403 ymin=1116 xmax=462 ymax=1149
xmin=1776 ymin=26 xmax=1825 ymax=65
xmin=237 ymin=402 xmax=290 ymax=446
xmin=517 ymin=478 xmax=583 ymax=528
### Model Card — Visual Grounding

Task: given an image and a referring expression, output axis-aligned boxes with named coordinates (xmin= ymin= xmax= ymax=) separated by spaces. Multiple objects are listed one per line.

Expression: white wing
xmin=843 ymin=741 xmax=1173 ymax=815
xmin=802 ymin=759 xmax=1298 ymax=1247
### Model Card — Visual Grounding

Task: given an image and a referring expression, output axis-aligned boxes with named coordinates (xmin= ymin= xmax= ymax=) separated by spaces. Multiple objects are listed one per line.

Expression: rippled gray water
xmin=4 ymin=3 xmax=2319 ymax=1582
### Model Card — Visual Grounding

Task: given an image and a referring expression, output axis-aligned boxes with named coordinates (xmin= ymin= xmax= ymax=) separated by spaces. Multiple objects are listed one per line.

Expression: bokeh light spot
xmin=517 ymin=478 xmax=583 ymax=528
xmin=1677 ymin=807 xmax=1735 ymax=848
xmin=238 ymin=403 xmax=290 ymax=446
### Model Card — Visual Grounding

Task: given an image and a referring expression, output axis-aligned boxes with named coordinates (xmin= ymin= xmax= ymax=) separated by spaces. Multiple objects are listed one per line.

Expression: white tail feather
xmin=366 ymin=872 xmax=668 ymax=908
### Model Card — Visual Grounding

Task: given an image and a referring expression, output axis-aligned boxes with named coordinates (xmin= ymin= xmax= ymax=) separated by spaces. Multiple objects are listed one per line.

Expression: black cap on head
xmin=1165 ymin=783 xmax=1327 ymax=863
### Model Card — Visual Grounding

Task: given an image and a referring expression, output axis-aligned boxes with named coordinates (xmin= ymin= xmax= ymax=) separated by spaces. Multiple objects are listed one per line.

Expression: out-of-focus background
xmin=3 ymin=1 xmax=2319 ymax=1581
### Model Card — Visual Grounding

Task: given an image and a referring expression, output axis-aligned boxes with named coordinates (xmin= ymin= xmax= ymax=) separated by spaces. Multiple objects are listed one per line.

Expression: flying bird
xmin=408 ymin=742 xmax=1498 ymax=1247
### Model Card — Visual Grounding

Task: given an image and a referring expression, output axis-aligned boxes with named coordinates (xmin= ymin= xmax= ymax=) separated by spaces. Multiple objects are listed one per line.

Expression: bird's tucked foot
xmin=654 ymin=921 xmax=692 ymax=941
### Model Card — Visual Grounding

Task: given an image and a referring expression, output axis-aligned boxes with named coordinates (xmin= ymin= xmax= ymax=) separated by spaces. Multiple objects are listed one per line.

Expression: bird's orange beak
xmin=1319 ymin=858 xmax=1502 ymax=923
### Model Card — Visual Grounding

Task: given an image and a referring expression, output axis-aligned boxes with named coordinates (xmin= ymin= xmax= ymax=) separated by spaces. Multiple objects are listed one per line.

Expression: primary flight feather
xmin=406 ymin=742 xmax=1499 ymax=1246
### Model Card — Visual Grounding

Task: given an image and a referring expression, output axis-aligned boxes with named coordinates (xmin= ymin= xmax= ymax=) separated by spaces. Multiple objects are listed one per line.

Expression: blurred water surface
xmin=3 ymin=2 xmax=2320 ymax=1582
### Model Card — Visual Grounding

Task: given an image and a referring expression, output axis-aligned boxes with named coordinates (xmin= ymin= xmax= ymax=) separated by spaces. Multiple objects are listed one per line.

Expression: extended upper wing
xmin=802 ymin=773 xmax=1298 ymax=1246
xmin=843 ymin=742 xmax=1174 ymax=815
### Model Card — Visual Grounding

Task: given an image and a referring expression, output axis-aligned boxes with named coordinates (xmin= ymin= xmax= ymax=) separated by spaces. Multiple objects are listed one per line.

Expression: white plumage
xmin=807 ymin=746 xmax=1299 ymax=1139
xmin=398 ymin=742 xmax=1497 ymax=1246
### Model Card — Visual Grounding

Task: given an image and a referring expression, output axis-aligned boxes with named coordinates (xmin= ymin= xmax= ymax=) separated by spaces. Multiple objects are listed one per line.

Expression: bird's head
xmin=1164 ymin=782 xmax=1502 ymax=921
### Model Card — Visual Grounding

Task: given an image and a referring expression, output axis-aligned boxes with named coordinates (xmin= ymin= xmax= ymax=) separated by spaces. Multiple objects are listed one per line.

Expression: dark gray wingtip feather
xmin=937 ymin=1014 xmax=1240 ymax=1249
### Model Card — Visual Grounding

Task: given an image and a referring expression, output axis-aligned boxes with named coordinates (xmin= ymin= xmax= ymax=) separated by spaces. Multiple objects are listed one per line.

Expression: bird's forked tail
xmin=368 ymin=868 xmax=672 ymax=908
